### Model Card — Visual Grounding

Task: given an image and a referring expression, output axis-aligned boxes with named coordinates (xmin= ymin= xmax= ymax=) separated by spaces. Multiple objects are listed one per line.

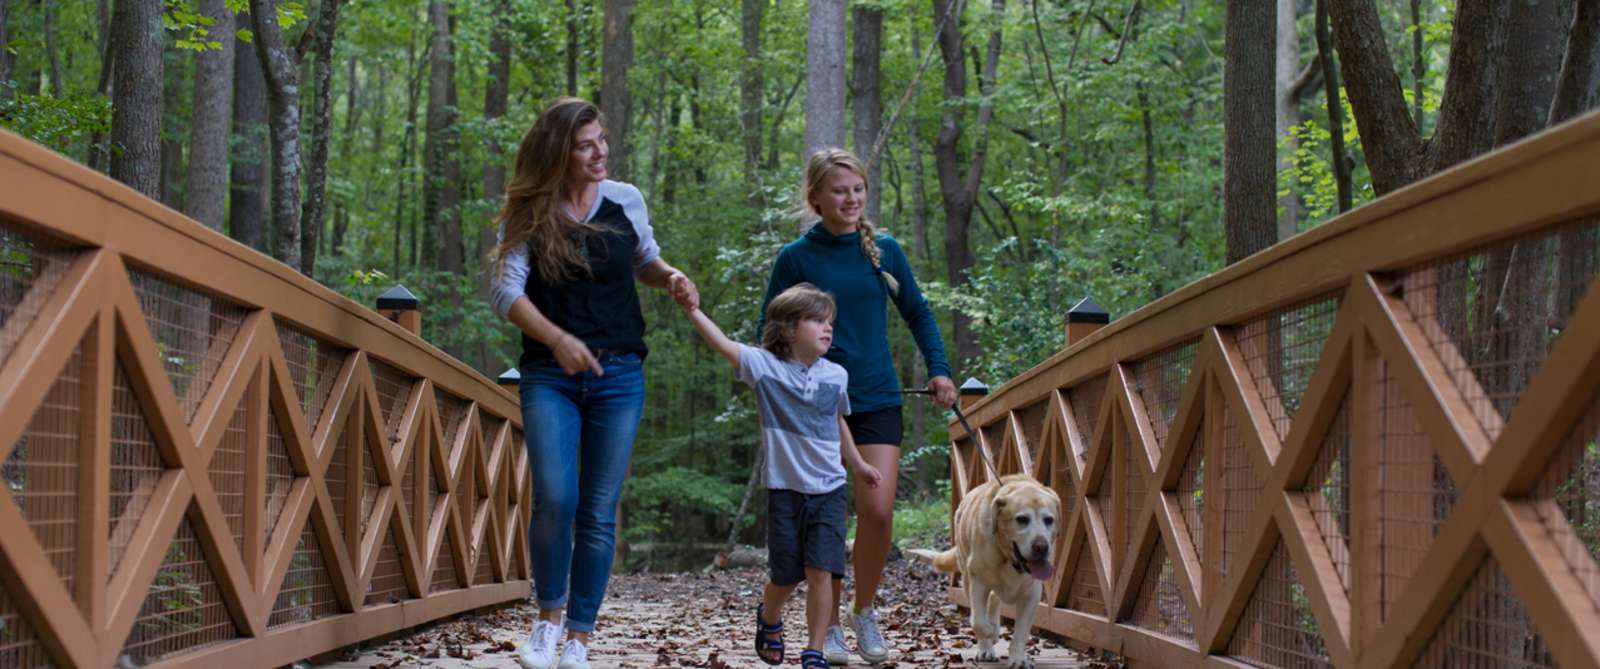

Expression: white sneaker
xmin=556 ymin=638 xmax=590 ymax=669
xmin=850 ymin=607 xmax=889 ymax=663
xmin=515 ymin=618 xmax=562 ymax=669
xmin=824 ymin=624 xmax=849 ymax=665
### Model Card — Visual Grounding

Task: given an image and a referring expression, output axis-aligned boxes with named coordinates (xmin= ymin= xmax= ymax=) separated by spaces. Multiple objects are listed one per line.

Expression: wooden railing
xmin=945 ymin=109 xmax=1600 ymax=668
xmin=0 ymin=129 xmax=530 ymax=669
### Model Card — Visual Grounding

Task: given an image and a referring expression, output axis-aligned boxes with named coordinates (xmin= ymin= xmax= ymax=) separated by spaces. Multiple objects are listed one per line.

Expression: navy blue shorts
xmin=766 ymin=486 xmax=848 ymax=586
xmin=845 ymin=405 xmax=903 ymax=447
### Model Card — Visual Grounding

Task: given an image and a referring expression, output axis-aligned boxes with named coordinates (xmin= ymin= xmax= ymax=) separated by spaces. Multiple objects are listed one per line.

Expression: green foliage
xmin=622 ymin=466 xmax=747 ymax=542
xmin=889 ymin=490 xmax=952 ymax=550
xmin=0 ymin=87 xmax=112 ymax=157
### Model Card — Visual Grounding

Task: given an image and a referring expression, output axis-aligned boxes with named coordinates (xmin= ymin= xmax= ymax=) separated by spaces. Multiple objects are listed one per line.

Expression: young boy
xmin=676 ymin=283 xmax=882 ymax=669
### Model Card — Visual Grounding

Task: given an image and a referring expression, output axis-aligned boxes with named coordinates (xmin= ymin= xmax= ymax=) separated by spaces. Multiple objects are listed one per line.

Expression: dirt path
xmin=313 ymin=559 xmax=1100 ymax=668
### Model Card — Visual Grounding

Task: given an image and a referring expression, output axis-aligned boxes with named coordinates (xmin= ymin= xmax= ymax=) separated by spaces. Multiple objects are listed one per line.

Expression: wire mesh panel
xmin=0 ymin=580 xmax=53 ymax=668
xmin=4 ymin=337 xmax=83 ymax=600
xmin=264 ymin=409 xmax=296 ymax=544
xmin=369 ymin=359 xmax=416 ymax=448
xmin=120 ymin=518 xmax=239 ymax=665
xmin=1373 ymin=357 xmax=1457 ymax=624
xmin=473 ymin=528 xmax=495 ymax=585
xmin=1017 ymin=400 xmax=1048 ymax=467
xmin=1411 ymin=557 xmax=1555 ymax=667
xmin=325 ymin=415 xmax=349 ymax=539
xmin=1131 ymin=339 xmax=1200 ymax=452
xmin=127 ymin=268 xmax=248 ymax=421
xmin=275 ymin=319 xmax=349 ymax=435
xmin=1128 ymin=540 xmax=1194 ymax=640
xmin=481 ymin=413 xmax=507 ymax=461
xmin=208 ymin=397 xmax=249 ymax=555
xmin=1396 ymin=217 xmax=1600 ymax=440
xmin=1225 ymin=539 xmax=1333 ymax=669
xmin=1235 ymin=294 xmax=1342 ymax=441
xmin=1122 ymin=423 xmax=1147 ymax=565
xmin=1063 ymin=541 xmax=1107 ymax=617
xmin=1304 ymin=392 xmax=1352 ymax=592
xmin=1092 ymin=463 xmax=1115 ymax=583
xmin=1176 ymin=429 xmax=1205 ymax=570
xmin=358 ymin=437 xmax=380 ymax=539
xmin=268 ymin=522 xmax=342 ymax=628
xmin=1067 ymin=374 xmax=1108 ymax=456
xmin=1219 ymin=397 xmax=1263 ymax=584
xmin=432 ymin=535 xmax=462 ymax=593
xmin=435 ymin=389 xmax=470 ymax=450
xmin=365 ymin=531 xmax=409 ymax=607
xmin=1531 ymin=387 xmax=1600 ymax=612
xmin=0 ymin=223 xmax=77 ymax=372
xmin=981 ymin=420 xmax=1011 ymax=475
xmin=109 ymin=360 xmax=168 ymax=576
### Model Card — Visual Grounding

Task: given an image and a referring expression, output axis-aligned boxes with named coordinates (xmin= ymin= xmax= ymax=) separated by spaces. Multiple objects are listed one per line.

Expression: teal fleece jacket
xmin=759 ymin=224 xmax=952 ymax=413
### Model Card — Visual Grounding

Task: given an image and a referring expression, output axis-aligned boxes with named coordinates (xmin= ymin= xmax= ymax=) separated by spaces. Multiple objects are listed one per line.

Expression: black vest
xmin=519 ymin=198 xmax=648 ymax=368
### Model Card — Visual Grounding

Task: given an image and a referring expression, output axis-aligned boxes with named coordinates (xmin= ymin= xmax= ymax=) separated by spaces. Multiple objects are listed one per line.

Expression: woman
xmin=759 ymin=148 xmax=957 ymax=665
xmin=490 ymin=97 xmax=697 ymax=669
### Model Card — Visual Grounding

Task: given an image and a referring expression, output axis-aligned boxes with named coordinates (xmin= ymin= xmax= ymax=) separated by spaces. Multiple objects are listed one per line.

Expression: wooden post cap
xmin=958 ymin=377 xmax=988 ymax=410
xmin=1066 ymin=296 xmax=1110 ymax=347
xmin=377 ymin=284 xmax=422 ymax=335
xmin=497 ymin=367 xmax=521 ymax=386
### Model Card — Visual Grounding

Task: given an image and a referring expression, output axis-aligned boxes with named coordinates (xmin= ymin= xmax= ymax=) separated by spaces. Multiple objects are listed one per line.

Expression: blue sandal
xmin=800 ymin=649 xmax=828 ymax=669
xmin=755 ymin=603 xmax=784 ymax=666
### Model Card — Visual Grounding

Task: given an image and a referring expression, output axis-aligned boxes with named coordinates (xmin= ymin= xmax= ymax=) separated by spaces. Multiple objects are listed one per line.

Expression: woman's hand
xmin=669 ymin=271 xmax=699 ymax=310
xmin=552 ymin=332 xmax=603 ymax=376
xmin=929 ymin=375 xmax=957 ymax=409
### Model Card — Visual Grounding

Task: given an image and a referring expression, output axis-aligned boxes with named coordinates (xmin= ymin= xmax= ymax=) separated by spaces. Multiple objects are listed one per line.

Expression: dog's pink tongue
xmin=1027 ymin=560 xmax=1055 ymax=581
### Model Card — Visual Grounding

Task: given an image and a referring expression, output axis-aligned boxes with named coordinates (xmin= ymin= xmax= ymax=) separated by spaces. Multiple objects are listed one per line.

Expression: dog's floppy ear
xmin=990 ymin=495 xmax=1008 ymax=536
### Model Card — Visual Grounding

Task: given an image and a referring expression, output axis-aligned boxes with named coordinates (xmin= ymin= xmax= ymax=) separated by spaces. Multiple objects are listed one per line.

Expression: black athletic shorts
xmin=844 ymin=405 xmax=903 ymax=447
xmin=767 ymin=486 xmax=848 ymax=586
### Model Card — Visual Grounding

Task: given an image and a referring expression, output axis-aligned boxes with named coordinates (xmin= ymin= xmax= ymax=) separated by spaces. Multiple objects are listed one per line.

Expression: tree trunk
xmin=331 ymin=54 xmax=357 ymax=256
xmin=228 ymin=28 xmax=268 ymax=251
xmin=932 ymin=0 xmax=1002 ymax=371
xmin=1550 ymin=0 xmax=1600 ymax=125
xmin=740 ymin=0 xmax=763 ymax=204
xmin=250 ymin=0 xmax=303 ymax=271
xmin=1224 ymin=0 xmax=1277 ymax=265
xmin=1315 ymin=0 xmax=1352 ymax=213
xmin=602 ymin=0 xmax=633 ymax=181
xmin=481 ymin=0 xmax=512 ymax=372
xmin=851 ymin=6 xmax=884 ymax=224
xmin=43 ymin=0 xmax=60 ymax=96
xmin=804 ymin=0 xmax=846 ymax=156
xmin=1138 ymin=81 xmax=1159 ymax=235
xmin=1274 ymin=0 xmax=1299 ymax=240
xmin=1325 ymin=0 xmax=1425 ymax=193
xmin=301 ymin=0 xmax=341 ymax=276
xmin=424 ymin=0 xmax=462 ymax=275
xmin=109 ymin=0 xmax=163 ymax=199
xmin=566 ymin=0 xmax=579 ymax=96
xmin=0 ymin=0 xmax=10 ymax=99
xmin=184 ymin=0 xmax=234 ymax=231
xmin=1492 ymin=0 xmax=1566 ymax=147
xmin=1410 ymin=0 xmax=1424 ymax=129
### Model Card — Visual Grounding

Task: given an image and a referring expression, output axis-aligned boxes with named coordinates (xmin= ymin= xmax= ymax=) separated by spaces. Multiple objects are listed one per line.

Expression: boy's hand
xmin=856 ymin=462 xmax=883 ymax=488
xmin=669 ymin=271 xmax=699 ymax=310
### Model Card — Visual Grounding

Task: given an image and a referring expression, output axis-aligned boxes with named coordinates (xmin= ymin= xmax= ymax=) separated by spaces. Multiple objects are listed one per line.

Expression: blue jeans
xmin=519 ymin=353 xmax=644 ymax=633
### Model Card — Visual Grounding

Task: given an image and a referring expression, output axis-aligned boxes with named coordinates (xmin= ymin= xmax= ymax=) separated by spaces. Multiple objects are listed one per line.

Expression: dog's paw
xmin=1004 ymin=655 xmax=1034 ymax=669
xmin=976 ymin=649 xmax=1000 ymax=663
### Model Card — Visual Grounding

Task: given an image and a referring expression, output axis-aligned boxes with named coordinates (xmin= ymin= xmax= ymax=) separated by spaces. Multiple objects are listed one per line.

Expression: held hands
xmin=928 ymin=375 xmax=958 ymax=409
xmin=855 ymin=461 xmax=884 ymax=488
xmin=669 ymin=271 xmax=699 ymax=311
xmin=552 ymin=332 xmax=603 ymax=377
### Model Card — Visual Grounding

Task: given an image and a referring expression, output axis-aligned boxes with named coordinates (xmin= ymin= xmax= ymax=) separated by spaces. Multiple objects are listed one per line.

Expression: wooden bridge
xmin=944 ymin=109 xmax=1600 ymax=668
xmin=0 ymin=104 xmax=1598 ymax=669
xmin=0 ymin=129 xmax=530 ymax=668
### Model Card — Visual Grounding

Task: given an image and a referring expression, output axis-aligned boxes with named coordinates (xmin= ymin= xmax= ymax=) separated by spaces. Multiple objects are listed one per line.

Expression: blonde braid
xmin=858 ymin=220 xmax=900 ymax=297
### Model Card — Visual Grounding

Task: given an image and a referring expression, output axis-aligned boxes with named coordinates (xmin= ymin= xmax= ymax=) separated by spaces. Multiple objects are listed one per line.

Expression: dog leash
xmin=902 ymin=389 xmax=1002 ymax=482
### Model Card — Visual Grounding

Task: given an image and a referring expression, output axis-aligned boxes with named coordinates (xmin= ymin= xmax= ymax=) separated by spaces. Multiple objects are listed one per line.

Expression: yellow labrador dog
xmin=909 ymin=474 xmax=1060 ymax=669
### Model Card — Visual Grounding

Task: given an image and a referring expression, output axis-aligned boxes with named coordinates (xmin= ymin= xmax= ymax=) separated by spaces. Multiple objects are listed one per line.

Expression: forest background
xmin=2 ymin=0 xmax=1595 ymax=566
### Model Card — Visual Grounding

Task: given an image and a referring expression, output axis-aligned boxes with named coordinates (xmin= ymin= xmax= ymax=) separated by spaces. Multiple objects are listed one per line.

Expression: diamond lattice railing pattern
xmin=938 ymin=112 xmax=1600 ymax=667
xmin=0 ymin=129 xmax=528 ymax=669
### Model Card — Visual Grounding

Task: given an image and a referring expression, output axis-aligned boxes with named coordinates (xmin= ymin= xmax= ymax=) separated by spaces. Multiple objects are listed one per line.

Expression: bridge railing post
xmin=1065 ymin=296 xmax=1109 ymax=347
xmin=377 ymin=284 xmax=421 ymax=336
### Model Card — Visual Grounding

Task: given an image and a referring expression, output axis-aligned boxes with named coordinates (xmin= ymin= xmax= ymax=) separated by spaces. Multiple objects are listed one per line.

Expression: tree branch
xmin=1102 ymin=0 xmax=1141 ymax=65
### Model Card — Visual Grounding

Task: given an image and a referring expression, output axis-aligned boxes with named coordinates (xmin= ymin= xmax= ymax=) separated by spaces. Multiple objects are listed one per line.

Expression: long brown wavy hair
xmin=489 ymin=97 xmax=606 ymax=284
xmin=794 ymin=148 xmax=900 ymax=296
